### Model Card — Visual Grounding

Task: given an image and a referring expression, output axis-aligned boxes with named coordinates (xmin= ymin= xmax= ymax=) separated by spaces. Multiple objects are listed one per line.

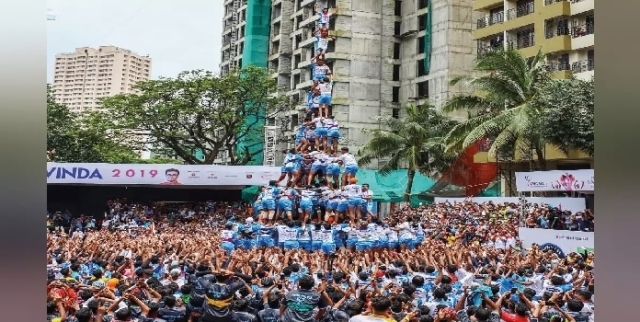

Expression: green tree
xmin=95 ymin=66 xmax=293 ymax=165
xmin=357 ymin=103 xmax=459 ymax=201
xmin=47 ymin=84 xmax=151 ymax=163
xmin=533 ymin=77 xmax=594 ymax=158
xmin=442 ymin=47 xmax=552 ymax=170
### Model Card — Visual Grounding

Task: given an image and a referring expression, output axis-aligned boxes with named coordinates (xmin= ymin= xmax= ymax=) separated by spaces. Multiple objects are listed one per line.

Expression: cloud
xmin=47 ymin=0 xmax=222 ymax=81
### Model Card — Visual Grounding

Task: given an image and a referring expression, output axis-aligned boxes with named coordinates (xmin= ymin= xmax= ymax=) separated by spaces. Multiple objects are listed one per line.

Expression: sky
xmin=46 ymin=0 xmax=223 ymax=82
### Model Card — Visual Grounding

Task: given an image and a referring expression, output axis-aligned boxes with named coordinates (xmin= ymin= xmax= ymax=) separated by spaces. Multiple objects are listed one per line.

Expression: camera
xmin=329 ymin=252 xmax=339 ymax=259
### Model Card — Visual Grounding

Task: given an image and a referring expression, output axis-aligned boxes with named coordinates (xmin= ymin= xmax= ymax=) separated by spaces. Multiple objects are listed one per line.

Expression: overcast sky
xmin=47 ymin=0 xmax=222 ymax=82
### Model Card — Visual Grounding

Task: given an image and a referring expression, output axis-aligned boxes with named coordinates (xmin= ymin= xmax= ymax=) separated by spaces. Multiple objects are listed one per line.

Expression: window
xmin=417 ymin=59 xmax=427 ymax=76
xmin=393 ymin=65 xmax=400 ymax=81
xmin=392 ymin=86 xmax=400 ymax=103
xmin=586 ymin=15 xmax=594 ymax=34
xmin=417 ymin=36 xmax=425 ymax=54
xmin=418 ymin=0 xmax=428 ymax=10
xmin=327 ymin=41 xmax=336 ymax=53
xmin=393 ymin=43 xmax=401 ymax=59
xmin=394 ymin=0 xmax=402 ymax=16
xmin=417 ymin=80 xmax=429 ymax=98
xmin=558 ymin=53 xmax=570 ymax=70
xmin=394 ymin=22 xmax=402 ymax=36
xmin=392 ymin=108 xmax=400 ymax=118
xmin=418 ymin=14 xmax=427 ymax=29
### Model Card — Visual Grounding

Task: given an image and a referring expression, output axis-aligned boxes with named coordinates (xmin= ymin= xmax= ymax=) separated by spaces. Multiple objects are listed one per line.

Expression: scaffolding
xmin=229 ymin=0 xmax=241 ymax=70
xmin=263 ymin=126 xmax=278 ymax=166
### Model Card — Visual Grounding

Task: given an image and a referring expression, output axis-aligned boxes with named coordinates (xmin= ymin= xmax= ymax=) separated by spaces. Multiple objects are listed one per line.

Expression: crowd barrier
xmin=518 ymin=227 xmax=594 ymax=256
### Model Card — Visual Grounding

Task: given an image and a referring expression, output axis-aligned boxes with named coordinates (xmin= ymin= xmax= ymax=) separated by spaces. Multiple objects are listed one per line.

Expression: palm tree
xmin=357 ymin=103 xmax=458 ymax=201
xmin=442 ymin=47 xmax=552 ymax=170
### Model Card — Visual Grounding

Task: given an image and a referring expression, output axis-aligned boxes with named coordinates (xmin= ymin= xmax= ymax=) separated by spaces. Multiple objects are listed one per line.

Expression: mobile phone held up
xmin=510 ymin=287 xmax=518 ymax=294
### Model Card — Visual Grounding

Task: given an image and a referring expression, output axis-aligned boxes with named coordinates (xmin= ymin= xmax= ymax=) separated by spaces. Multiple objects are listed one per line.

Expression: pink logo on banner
xmin=551 ymin=173 xmax=585 ymax=191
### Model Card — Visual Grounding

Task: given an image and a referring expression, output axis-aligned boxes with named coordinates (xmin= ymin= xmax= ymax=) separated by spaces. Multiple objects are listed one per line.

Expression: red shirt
xmin=500 ymin=311 xmax=529 ymax=322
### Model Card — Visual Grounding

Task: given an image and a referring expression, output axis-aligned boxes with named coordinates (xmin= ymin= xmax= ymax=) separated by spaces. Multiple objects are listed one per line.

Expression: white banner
xmin=47 ymin=163 xmax=281 ymax=186
xmin=515 ymin=169 xmax=594 ymax=192
xmin=518 ymin=227 xmax=593 ymax=256
xmin=433 ymin=197 xmax=586 ymax=214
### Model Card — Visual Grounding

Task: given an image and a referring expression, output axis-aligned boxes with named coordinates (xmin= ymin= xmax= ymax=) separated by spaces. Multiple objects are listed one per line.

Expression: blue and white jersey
xmin=307 ymin=91 xmax=314 ymax=107
xmin=283 ymin=152 xmax=299 ymax=166
xmin=281 ymin=228 xmax=299 ymax=242
xmin=221 ymin=229 xmax=238 ymax=242
xmin=263 ymin=186 xmax=281 ymax=200
xmin=312 ymin=63 xmax=331 ymax=79
xmin=300 ymin=189 xmax=315 ymax=201
xmin=326 ymin=118 xmax=339 ymax=129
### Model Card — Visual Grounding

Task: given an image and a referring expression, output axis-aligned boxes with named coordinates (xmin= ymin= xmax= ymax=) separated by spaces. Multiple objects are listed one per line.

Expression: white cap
xmin=246 ymin=217 xmax=254 ymax=223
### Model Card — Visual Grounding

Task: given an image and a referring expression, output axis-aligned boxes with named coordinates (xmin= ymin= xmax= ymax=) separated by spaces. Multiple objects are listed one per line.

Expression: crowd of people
xmin=47 ymin=194 xmax=595 ymax=322
xmin=46 ymin=4 xmax=596 ymax=322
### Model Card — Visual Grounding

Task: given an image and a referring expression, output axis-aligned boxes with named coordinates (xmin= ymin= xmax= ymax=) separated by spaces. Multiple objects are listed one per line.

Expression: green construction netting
xmin=577 ymin=247 xmax=594 ymax=254
xmin=423 ymin=0 xmax=432 ymax=74
xmin=238 ymin=0 xmax=272 ymax=165
xmin=241 ymin=170 xmax=500 ymax=205
xmin=355 ymin=170 xmax=434 ymax=204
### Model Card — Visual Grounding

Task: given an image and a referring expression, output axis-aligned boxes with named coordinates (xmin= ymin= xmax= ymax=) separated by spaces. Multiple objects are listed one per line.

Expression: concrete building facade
xmin=472 ymin=0 xmax=594 ymax=80
xmin=219 ymin=0 xmax=478 ymax=167
xmin=51 ymin=46 xmax=152 ymax=112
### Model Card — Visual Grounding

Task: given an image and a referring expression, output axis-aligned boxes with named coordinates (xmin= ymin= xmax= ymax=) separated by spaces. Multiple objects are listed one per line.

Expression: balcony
xmin=545 ymin=21 xmax=570 ymax=39
xmin=298 ymin=59 xmax=312 ymax=69
xmin=547 ymin=60 xmax=571 ymax=72
xmin=572 ymin=22 xmax=594 ymax=38
xmin=477 ymin=43 xmax=504 ymax=56
xmin=570 ymin=0 xmax=594 ymax=15
xmin=507 ymin=34 xmax=535 ymax=49
xmin=299 ymin=14 xmax=319 ymax=28
xmin=571 ymin=22 xmax=594 ymax=50
xmin=544 ymin=0 xmax=567 ymax=4
xmin=324 ymin=51 xmax=351 ymax=61
xmin=300 ymin=35 xmax=316 ymax=48
xmin=505 ymin=3 xmax=534 ymax=20
xmin=296 ymin=79 xmax=314 ymax=90
xmin=571 ymin=59 xmax=594 ymax=72
xmin=301 ymin=0 xmax=315 ymax=8
xmin=473 ymin=0 xmax=503 ymax=11
xmin=476 ymin=11 xmax=504 ymax=29
xmin=571 ymin=59 xmax=594 ymax=80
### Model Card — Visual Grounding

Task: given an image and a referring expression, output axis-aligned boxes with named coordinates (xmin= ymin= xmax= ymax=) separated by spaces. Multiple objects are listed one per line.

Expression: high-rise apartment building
xmin=219 ymin=0 xmax=477 ymax=167
xmin=473 ymin=0 xmax=594 ymax=80
xmin=51 ymin=46 xmax=152 ymax=112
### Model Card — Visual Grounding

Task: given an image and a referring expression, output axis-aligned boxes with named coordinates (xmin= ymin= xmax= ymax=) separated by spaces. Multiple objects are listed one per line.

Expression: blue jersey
xmin=259 ymin=226 xmax=275 ymax=237
xmin=283 ymin=153 xmax=299 ymax=166
xmin=297 ymin=125 xmax=306 ymax=138
xmin=263 ymin=186 xmax=282 ymax=199
xmin=283 ymin=188 xmax=298 ymax=200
